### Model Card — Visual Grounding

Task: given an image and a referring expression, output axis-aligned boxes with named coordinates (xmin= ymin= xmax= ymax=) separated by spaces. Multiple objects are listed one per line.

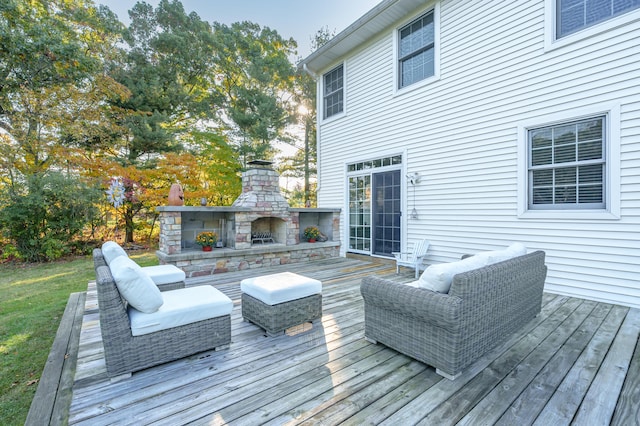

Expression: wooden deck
xmin=44 ymin=258 xmax=640 ymax=425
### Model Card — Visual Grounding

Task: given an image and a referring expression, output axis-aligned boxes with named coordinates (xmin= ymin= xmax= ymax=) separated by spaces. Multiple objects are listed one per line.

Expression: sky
xmin=96 ymin=0 xmax=382 ymax=59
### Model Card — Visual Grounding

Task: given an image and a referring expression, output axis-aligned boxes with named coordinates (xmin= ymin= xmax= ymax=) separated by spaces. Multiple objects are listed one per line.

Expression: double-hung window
xmin=398 ymin=10 xmax=435 ymax=89
xmin=528 ymin=117 xmax=605 ymax=209
xmin=557 ymin=0 xmax=640 ymax=38
xmin=323 ymin=64 xmax=344 ymax=119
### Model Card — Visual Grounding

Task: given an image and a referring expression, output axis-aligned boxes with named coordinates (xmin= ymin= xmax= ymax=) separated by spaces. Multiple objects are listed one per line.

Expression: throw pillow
xmin=418 ymin=255 xmax=488 ymax=293
xmin=101 ymin=241 xmax=128 ymax=265
xmin=109 ymin=255 xmax=163 ymax=313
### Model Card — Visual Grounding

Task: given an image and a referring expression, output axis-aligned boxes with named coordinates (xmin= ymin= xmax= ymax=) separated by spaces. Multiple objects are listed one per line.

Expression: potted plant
xmin=195 ymin=231 xmax=218 ymax=251
xmin=303 ymin=226 xmax=321 ymax=243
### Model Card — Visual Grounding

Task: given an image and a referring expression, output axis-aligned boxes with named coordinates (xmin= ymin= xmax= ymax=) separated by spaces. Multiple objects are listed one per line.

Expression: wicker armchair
xmin=361 ymin=251 xmax=546 ymax=379
xmin=93 ymin=260 xmax=231 ymax=379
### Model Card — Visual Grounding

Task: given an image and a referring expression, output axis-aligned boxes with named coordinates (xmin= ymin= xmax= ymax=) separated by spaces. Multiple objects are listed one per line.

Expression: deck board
xmin=60 ymin=257 xmax=640 ymax=425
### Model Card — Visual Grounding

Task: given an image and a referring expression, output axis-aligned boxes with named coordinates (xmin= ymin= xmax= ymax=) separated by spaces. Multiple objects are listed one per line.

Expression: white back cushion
xmin=418 ymin=255 xmax=488 ymax=293
xmin=476 ymin=242 xmax=527 ymax=265
xmin=109 ymin=256 xmax=163 ymax=313
xmin=101 ymin=241 xmax=128 ymax=265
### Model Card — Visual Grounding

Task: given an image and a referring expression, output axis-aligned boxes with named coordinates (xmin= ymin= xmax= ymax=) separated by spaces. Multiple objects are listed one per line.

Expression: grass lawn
xmin=0 ymin=250 xmax=158 ymax=425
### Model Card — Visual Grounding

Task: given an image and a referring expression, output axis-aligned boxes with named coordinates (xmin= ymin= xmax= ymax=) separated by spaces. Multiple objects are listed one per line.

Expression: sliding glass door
xmin=347 ymin=156 xmax=402 ymax=257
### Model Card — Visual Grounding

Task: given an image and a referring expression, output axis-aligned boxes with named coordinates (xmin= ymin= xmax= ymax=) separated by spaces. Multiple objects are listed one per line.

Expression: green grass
xmin=0 ymin=250 xmax=158 ymax=425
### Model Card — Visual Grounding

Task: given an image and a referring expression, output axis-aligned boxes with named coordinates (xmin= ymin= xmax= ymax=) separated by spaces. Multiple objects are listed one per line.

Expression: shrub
xmin=0 ymin=172 xmax=102 ymax=261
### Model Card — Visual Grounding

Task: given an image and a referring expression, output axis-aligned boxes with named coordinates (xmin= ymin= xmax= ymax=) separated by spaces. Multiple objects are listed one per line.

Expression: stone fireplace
xmin=156 ymin=160 xmax=341 ymax=277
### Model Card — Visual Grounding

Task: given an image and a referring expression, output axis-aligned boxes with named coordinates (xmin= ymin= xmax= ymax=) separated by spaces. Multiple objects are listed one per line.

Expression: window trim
xmin=544 ymin=0 xmax=640 ymax=51
xmin=517 ymin=104 xmax=621 ymax=220
xmin=393 ymin=3 xmax=440 ymax=96
xmin=321 ymin=62 xmax=346 ymax=122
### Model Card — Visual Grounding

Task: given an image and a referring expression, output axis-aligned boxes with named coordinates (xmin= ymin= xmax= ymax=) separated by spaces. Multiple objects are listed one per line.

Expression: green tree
xmin=111 ymin=0 xmax=221 ymax=164
xmin=281 ymin=27 xmax=334 ymax=206
xmin=211 ymin=21 xmax=297 ymax=165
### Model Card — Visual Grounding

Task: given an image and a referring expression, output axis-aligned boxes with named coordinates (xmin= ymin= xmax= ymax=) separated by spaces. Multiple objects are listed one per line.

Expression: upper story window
xmin=528 ymin=117 xmax=605 ymax=209
xmin=398 ymin=10 xmax=435 ymax=89
xmin=557 ymin=0 xmax=640 ymax=38
xmin=323 ymin=64 xmax=344 ymax=119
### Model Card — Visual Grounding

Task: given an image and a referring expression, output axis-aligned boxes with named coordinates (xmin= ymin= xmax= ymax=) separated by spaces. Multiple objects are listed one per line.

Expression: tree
xmin=280 ymin=27 xmax=335 ymax=206
xmin=97 ymin=0 xmax=241 ymax=242
xmin=211 ymin=21 xmax=297 ymax=165
xmin=0 ymin=0 xmax=126 ymax=175
xmin=110 ymin=0 xmax=221 ymax=164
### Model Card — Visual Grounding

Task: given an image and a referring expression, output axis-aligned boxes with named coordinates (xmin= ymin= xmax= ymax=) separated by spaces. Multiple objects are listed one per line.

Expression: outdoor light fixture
xmin=407 ymin=172 xmax=420 ymax=220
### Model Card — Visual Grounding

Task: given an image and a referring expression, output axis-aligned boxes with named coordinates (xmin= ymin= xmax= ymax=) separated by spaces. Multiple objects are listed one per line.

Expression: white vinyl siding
xmin=316 ymin=0 xmax=640 ymax=308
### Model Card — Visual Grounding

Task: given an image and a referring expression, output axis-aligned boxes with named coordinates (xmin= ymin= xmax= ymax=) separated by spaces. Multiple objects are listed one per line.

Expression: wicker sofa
xmin=360 ymin=250 xmax=547 ymax=379
xmin=92 ymin=249 xmax=232 ymax=379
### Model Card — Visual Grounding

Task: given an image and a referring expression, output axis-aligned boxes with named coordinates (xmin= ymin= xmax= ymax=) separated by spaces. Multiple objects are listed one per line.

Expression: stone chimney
xmin=232 ymin=160 xmax=291 ymax=214
xmin=232 ymin=160 xmax=296 ymax=249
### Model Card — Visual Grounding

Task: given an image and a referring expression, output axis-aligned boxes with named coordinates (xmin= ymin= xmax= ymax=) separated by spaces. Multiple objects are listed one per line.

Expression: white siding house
xmin=300 ymin=0 xmax=640 ymax=308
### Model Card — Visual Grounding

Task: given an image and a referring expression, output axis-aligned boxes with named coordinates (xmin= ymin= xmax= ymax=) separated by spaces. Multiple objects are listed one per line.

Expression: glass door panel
xmin=348 ymin=175 xmax=371 ymax=252
xmin=372 ymin=170 xmax=401 ymax=256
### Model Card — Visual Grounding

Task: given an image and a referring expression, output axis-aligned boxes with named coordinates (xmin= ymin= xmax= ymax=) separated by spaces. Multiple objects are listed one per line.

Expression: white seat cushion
xmin=101 ymin=241 xmax=128 ymax=265
xmin=241 ymin=272 xmax=322 ymax=305
xmin=128 ymin=286 xmax=233 ymax=336
xmin=418 ymin=255 xmax=488 ymax=293
xmin=109 ymin=256 xmax=164 ymax=313
xmin=142 ymin=264 xmax=186 ymax=285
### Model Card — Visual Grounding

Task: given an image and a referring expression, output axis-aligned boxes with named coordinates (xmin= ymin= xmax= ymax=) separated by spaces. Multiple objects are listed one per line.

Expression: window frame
xmin=393 ymin=4 xmax=440 ymax=95
xmin=527 ymin=116 xmax=606 ymax=210
xmin=517 ymin=104 xmax=621 ymax=220
xmin=321 ymin=63 xmax=345 ymax=121
xmin=544 ymin=0 xmax=640 ymax=51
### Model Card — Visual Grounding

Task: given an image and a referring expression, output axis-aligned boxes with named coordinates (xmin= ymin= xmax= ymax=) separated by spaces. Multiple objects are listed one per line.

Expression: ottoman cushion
xmin=241 ymin=272 xmax=322 ymax=305
xmin=128 ymin=286 xmax=233 ymax=336
xmin=143 ymin=264 xmax=186 ymax=285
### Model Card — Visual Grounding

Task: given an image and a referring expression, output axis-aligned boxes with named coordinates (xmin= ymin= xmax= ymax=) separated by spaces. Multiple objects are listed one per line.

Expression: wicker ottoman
xmin=241 ymin=272 xmax=322 ymax=336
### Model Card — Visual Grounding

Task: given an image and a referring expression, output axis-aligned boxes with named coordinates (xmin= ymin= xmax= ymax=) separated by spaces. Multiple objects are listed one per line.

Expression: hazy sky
xmin=97 ymin=0 xmax=382 ymax=59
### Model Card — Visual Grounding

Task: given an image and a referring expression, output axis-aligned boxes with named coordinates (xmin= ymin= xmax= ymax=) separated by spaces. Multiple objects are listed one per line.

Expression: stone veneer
xmin=156 ymin=160 xmax=341 ymax=275
xmin=156 ymin=241 xmax=341 ymax=278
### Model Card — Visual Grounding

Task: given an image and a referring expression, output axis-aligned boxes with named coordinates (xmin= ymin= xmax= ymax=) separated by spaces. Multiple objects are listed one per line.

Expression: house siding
xmin=315 ymin=0 xmax=640 ymax=308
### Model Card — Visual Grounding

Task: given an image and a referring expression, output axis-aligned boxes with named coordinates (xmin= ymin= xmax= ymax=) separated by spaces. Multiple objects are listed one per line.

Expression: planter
xmin=202 ymin=246 xmax=213 ymax=252
xmin=309 ymin=238 xmax=316 ymax=243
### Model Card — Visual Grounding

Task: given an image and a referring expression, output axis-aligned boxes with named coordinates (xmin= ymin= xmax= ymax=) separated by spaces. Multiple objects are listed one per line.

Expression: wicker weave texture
xmin=361 ymin=250 xmax=547 ymax=378
xmin=94 ymin=265 xmax=231 ymax=378
xmin=242 ymin=293 xmax=322 ymax=336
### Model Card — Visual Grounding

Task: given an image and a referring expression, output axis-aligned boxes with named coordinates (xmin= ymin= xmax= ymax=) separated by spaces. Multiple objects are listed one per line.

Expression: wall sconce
xmin=407 ymin=172 xmax=420 ymax=220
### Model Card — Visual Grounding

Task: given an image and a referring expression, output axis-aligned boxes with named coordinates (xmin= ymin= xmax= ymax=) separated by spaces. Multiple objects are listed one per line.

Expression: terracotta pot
xmin=309 ymin=238 xmax=316 ymax=243
xmin=202 ymin=245 xmax=213 ymax=252
xmin=168 ymin=183 xmax=184 ymax=206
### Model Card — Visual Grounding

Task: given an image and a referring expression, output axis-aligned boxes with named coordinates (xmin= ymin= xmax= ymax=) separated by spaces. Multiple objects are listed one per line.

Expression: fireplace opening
xmin=251 ymin=217 xmax=286 ymax=245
